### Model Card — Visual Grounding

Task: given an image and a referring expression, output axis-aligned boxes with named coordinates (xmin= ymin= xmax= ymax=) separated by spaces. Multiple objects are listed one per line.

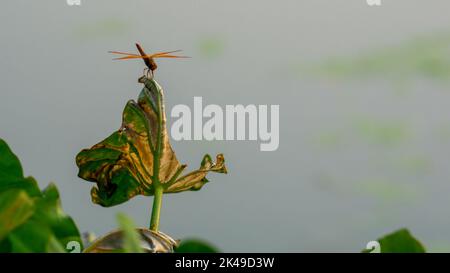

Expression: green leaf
xmin=175 ymin=239 xmax=219 ymax=253
xmin=8 ymin=219 xmax=65 ymax=253
xmin=366 ymin=228 xmax=426 ymax=253
xmin=0 ymin=139 xmax=23 ymax=180
xmin=76 ymin=76 xmax=227 ymax=207
xmin=32 ymin=184 xmax=83 ymax=247
xmin=0 ymin=139 xmax=40 ymax=197
xmin=116 ymin=213 xmax=143 ymax=253
xmin=0 ymin=190 xmax=34 ymax=240
xmin=0 ymin=138 xmax=83 ymax=253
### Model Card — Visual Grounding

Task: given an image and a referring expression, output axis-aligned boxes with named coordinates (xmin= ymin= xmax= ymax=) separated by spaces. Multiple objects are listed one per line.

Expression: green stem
xmin=148 ymin=78 xmax=164 ymax=232
xmin=150 ymin=186 xmax=164 ymax=231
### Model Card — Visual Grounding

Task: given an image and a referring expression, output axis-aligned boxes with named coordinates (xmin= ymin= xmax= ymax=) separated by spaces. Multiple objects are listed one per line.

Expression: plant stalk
xmin=150 ymin=186 xmax=164 ymax=231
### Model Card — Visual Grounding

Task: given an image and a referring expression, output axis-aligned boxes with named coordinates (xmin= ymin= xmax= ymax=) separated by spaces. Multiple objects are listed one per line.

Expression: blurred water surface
xmin=1 ymin=0 xmax=450 ymax=252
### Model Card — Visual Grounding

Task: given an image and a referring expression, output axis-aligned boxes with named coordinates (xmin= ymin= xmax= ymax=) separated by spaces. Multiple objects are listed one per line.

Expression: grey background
xmin=1 ymin=0 xmax=450 ymax=252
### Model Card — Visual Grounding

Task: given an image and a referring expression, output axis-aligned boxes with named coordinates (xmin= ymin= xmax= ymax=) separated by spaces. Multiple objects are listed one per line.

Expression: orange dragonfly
xmin=109 ymin=43 xmax=189 ymax=76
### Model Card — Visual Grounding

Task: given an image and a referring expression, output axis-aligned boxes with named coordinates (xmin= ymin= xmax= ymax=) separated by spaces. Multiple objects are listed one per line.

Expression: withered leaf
xmin=76 ymin=76 xmax=227 ymax=206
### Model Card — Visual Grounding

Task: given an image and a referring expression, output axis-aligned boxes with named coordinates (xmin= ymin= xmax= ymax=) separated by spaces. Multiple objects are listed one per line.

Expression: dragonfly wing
xmin=112 ymin=55 xmax=150 ymax=60
xmin=153 ymin=54 xmax=190 ymax=58
xmin=108 ymin=51 xmax=142 ymax=57
xmin=151 ymin=50 xmax=183 ymax=57
xmin=109 ymin=47 xmax=189 ymax=61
